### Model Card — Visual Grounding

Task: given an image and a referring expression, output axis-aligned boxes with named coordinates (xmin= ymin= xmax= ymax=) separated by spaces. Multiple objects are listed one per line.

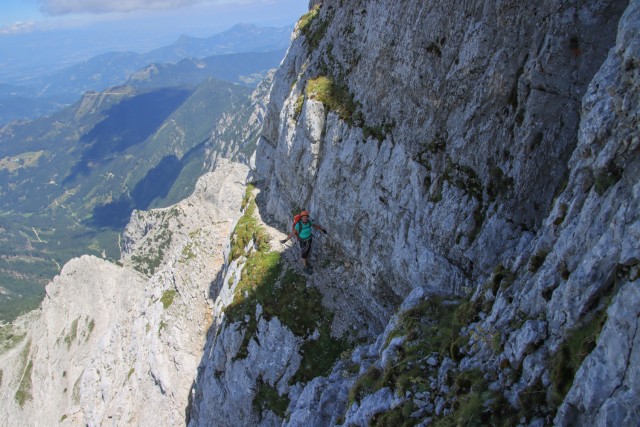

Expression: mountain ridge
xmin=0 ymin=1 xmax=638 ymax=426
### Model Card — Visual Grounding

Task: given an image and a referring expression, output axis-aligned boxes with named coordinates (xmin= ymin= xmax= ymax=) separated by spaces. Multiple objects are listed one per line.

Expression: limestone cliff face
xmin=257 ymin=0 xmax=628 ymax=298
xmin=2 ymin=1 xmax=638 ymax=426
xmin=244 ymin=0 xmax=639 ymax=425
xmin=0 ymin=160 xmax=249 ymax=426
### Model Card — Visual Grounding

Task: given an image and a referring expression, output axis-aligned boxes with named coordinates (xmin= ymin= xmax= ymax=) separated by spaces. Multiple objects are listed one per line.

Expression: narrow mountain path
xmin=252 ymin=188 xmax=392 ymax=341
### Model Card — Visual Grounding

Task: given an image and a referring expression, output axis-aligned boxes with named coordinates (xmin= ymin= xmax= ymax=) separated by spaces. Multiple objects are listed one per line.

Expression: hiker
xmin=280 ymin=210 xmax=327 ymax=272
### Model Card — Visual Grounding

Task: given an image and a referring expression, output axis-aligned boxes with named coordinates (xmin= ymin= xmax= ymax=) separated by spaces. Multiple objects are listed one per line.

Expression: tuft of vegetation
xmin=305 ymin=76 xmax=356 ymax=122
xmin=229 ymin=196 xmax=270 ymax=261
xmin=72 ymin=374 xmax=82 ymax=404
xmin=444 ymin=160 xmax=483 ymax=201
xmin=158 ymin=321 xmax=168 ymax=334
xmin=15 ymin=361 xmax=34 ymax=407
xmin=160 ymin=289 xmax=177 ymax=309
xmin=528 ymin=250 xmax=549 ymax=273
xmin=489 ymin=264 xmax=515 ymax=296
xmin=553 ymin=203 xmax=568 ymax=226
xmin=15 ymin=340 xmax=33 ymax=407
xmin=297 ymin=4 xmax=320 ymax=37
xmin=362 ymin=122 xmax=395 ymax=142
xmin=594 ymin=164 xmax=623 ymax=196
xmin=86 ymin=318 xmax=95 ymax=337
xmin=549 ymin=309 xmax=608 ymax=407
xmin=0 ymin=324 xmax=26 ymax=355
xmin=348 ymin=366 xmax=384 ymax=405
xmin=370 ymin=400 xmax=418 ymax=426
xmin=64 ymin=318 xmax=80 ymax=349
xmin=131 ymin=225 xmax=174 ymax=276
xmin=181 ymin=242 xmax=197 ymax=261
xmin=348 ymin=296 xmax=477 ymax=414
xmin=225 ymin=190 xmax=346 ymax=382
xmin=241 ymin=184 xmax=255 ymax=212
xmin=297 ymin=4 xmax=328 ymax=50
xmin=293 ymin=94 xmax=305 ymax=120
xmin=253 ymin=377 xmax=290 ymax=419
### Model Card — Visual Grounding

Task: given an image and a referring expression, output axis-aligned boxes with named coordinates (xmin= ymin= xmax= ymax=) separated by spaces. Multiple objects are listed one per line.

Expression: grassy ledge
xmin=224 ymin=189 xmax=347 ymax=416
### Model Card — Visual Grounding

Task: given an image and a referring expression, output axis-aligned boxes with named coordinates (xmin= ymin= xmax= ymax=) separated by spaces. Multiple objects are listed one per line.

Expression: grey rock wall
xmin=256 ymin=0 xmax=628 ymax=300
xmin=251 ymin=0 xmax=638 ymax=425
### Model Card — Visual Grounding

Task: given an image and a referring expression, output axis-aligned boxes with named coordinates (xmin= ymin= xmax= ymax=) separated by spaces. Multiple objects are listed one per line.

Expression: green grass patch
xmin=488 ymin=264 xmax=515 ymax=295
xmin=487 ymin=166 xmax=514 ymax=201
xmin=347 ymin=297 xmax=476 ymax=415
xmin=0 ymin=324 xmax=26 ymax=355
xmin=229 ymin=198 xmax=270 ymax=261
xmin=370 ymin=401 xmax=418 ymax=426
xmin=181 ymin=242 xmax=197 ymax=261
xmin=297 ymin=4 xmax=327 ymax=50
xmin=594 ymin=166 xmax=622 ymax=196
xmin=297 ymin=4 xmax=320 ymax=36
xmin=15 ymin=340 xmax=33 ymax=407
xmin=86 ymin=318 xmax=95 ymax=340
xmin=433 ymin=369 xmax=523 ymax=427
xmin=444 ymin=160 xmax=483 ymax=201
xmin=348 ymin=366 xmax=384 ymax=405
xmin=72 ymin=374 xmax=82 ymax=404
xmin=131 ymin=226 xmax=173 ymax=276
xmin=528 ymin=250 xmax=549 ymax=273
xmin=293 ymin=94 xmax=304 ymax=120
xmin=253 ymin=377 xmax=290 ymax=419
xmin=225 ymin=192 xmax=346 ymax=382
xmin=241 ymin=184 xmax=255 ymax=212
xmin=306 ymin=76 xmax=356 ymax=122
xmin=158 ymin=321 xmax=168 ymax=334
xmin=549 ymin=309 xmax=608 ymax=407
xmin=160 ymin=289 xmax=177 ymax=309
xmin=64 ymin=318 xmax=80 ymax=349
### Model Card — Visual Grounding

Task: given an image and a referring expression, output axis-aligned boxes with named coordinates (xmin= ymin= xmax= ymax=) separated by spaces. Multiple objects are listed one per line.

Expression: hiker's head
xmin=300 ymin=210 xmax=310 ymax=221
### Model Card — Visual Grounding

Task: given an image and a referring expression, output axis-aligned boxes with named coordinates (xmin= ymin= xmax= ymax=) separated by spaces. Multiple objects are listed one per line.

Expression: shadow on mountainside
xmin=64 ymin=87 xmax=192 ymax=183
xmin=89 ymin=140 xmax=208 ymax=229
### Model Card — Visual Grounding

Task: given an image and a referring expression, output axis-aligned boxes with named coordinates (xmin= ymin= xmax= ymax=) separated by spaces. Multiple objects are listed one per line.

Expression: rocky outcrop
xmin=0 ymin=160 xmax=249 ymax=426
xmin=2 ymin=0 xmax=638 ymax=425
xmin=206 ymin=71 xmax=276 ymax=168
xmin=240 ymin=0 xmax=639 ymax=425
xmin=257 ymin=0 xmax=628 ymax=299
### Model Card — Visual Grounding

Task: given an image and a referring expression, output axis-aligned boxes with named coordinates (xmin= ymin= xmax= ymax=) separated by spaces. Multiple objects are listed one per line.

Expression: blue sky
xmin=0 ymin=0 xmax=308 ymax=82
xmin=0 ymin=0 xmax=308 ymax=36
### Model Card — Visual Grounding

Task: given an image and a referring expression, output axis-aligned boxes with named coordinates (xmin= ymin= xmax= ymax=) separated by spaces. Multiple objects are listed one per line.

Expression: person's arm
xmin=281 ymin=228 xmax=300 ymax=243
xmin=313 ymin=224 xmax=328 ymax=234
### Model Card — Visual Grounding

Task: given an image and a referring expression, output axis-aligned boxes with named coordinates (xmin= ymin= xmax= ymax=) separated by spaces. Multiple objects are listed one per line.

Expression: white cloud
xmin=0 ymin=21 xmax=37 ymax=34
xmin=38 ymin=0 xmax=214 ymax=16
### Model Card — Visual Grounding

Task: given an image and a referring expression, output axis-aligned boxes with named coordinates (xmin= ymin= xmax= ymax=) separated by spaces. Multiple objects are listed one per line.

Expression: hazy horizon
xmin=0 ymin=0 xmax=307 ymax=83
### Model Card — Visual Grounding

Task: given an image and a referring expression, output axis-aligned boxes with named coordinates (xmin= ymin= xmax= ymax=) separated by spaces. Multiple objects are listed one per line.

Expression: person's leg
xmin=300 ymin=239 xmax=312 ymax=268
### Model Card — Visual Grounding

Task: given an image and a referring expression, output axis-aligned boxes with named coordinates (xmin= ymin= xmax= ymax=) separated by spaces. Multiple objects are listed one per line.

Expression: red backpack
xmin=292 ymin=214 xmax=302 ymax=232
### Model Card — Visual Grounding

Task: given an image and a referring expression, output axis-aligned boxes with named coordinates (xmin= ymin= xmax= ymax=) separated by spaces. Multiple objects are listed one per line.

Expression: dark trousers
xmin=299 ymin=238 xmax=312 ymax=259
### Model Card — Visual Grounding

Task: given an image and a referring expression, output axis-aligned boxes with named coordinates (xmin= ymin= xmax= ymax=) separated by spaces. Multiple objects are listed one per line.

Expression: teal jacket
xmin=295 ymin=220 xmax=313 ymax=240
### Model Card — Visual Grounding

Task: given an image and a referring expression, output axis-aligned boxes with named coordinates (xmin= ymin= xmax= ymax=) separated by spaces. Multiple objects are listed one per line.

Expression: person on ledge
xmin=280 ymin=210 xmax=327 ymax=273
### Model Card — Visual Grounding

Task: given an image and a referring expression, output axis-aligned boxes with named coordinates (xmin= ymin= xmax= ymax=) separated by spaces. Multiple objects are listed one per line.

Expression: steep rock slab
xmin=256 ymin=0 xmax=627 ymax=300
xmin=0 ymin=160 xmax=249 ymax=426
